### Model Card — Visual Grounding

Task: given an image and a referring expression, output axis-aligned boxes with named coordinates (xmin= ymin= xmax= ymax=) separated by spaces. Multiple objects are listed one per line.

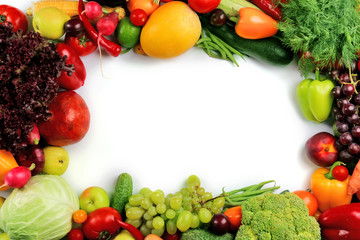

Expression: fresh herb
xmin=277 ymin=0 xmax=360 ymax=76
xmin=0 ymin=23 xmax=73 ymax=154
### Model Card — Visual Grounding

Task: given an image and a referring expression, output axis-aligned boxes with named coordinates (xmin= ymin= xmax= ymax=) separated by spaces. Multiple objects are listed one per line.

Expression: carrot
xmin=347 ymin=160 xmax=360 ymax=195
xmin=144 ymin=234 xmax=163 ymax=240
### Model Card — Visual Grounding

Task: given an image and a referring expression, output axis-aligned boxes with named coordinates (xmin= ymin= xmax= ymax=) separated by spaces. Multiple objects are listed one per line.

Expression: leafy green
xmin=277 ymin=0 xmax=360 ymax=76
xmin=0 ymin=175 xmax=79 ymax=240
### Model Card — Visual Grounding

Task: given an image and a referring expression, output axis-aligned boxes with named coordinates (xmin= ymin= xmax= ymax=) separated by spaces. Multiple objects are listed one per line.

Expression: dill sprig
xmin=277 ymin=0 xmax=360 ymax=76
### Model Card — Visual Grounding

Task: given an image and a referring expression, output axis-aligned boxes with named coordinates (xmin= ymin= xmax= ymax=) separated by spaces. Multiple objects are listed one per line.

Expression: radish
xmin=26 ymin=124 xmax=40 ymax=145
xmin=84 ymin=1 xmax=103 ymax=20
xmin=96 ymin=12 xmax=119 ymax=36
xmin=2 ymin=164 xmax=34 ymax=189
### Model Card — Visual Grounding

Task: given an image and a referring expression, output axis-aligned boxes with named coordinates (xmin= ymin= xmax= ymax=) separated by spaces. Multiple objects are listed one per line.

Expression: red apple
xmin=305 ymin=132 xmax=338 ymax=167
xmin=16 ymin=145 xmax=45 ymax=176
xmin=38 ymin=90 xmax=90 ymax=146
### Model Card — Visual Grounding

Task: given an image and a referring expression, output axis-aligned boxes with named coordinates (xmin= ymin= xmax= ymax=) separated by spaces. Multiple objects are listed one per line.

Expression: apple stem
xmin=324 ymin=161 xmax=345 ymax=179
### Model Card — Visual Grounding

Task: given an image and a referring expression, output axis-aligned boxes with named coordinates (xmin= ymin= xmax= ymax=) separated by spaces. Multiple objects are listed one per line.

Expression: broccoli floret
xmin=235 ymin=192 xmax=321 ymax=240
xmin=180 ymin=228 xmax=234 ymax=240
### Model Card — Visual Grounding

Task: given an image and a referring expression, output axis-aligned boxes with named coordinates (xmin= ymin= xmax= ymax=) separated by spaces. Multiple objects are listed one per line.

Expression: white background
xmin=1 ymin=0 xmax=333 ymax=198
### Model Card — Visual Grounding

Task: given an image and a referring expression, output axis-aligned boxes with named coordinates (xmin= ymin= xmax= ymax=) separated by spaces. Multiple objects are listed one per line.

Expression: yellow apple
xmin=42 ymin=146 xmax=69 ymax=175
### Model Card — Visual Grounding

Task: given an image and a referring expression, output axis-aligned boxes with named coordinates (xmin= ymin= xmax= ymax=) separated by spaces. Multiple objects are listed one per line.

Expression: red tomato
xmin=0 ymin=5 xmax=28 ymax=33
xmin=130 ymin=9 xmax=148 ymax=26
xmin=65 ymin=33 xmax=97 ymax=57
xmin=68 ymin=229 xmax=84 ymax=240
xmin=188 ymin=0 xmax=221 ymax=13
xmin=293 ymin=190 xmax=319 ymax=216
xmin=332 ymin=165 xmax=349 ymax=181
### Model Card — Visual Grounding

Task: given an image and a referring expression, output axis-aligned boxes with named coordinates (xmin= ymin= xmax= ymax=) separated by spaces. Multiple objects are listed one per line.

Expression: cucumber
xmin=199 ymin=14 xmax=294 ymax=65
xmin=181 ymin=229 xmax=235 ymax=240
xmin=110 ymin=173 xmax=133 ymax=215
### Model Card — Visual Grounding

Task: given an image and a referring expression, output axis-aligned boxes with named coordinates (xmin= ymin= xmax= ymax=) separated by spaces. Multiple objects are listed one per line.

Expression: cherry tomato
xmin=65 ymin=33 xmax=98 ymax=57
xmin=127 ymin=0 xmax=159 ymax=16
xmin=293 ymin=190 xmax=318 ymax=216
xmin=130 ymin=9 xmax=148 ymax=26
xmin=68 ymin=229 xmax=84 ymax=240
xmin=73 ymin=209 xmax=88 ymax=224
xmin=223 ymin=206 xmax=242 ymax=232
xmin=188 ymin=0 xmax=221 ymax=13
xmin=0 ymin=5 xmax=28 ymax=33
xmin=332 ymin=165 xmax=349 ymax=181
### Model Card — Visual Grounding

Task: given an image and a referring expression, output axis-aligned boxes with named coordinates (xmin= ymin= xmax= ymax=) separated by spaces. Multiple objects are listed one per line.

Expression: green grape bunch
xmin=125 ymin=175 xmax=225 ymax=237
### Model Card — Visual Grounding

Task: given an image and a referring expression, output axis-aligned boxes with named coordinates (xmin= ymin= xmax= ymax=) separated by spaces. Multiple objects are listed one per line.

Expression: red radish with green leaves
xmin=96 ymin=12 xmax=119 ymax=36
xmin=2 ymin=164 xmax=34 ymax=189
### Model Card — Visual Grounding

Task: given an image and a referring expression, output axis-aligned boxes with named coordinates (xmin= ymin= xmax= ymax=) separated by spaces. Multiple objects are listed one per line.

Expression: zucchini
xmin=110 ymin=173 xmax=133 ymax=215
xmin=181 ymin=229 xmax=235 ymax=240
xmin=199 ymin=14 xmax=294 ymax=65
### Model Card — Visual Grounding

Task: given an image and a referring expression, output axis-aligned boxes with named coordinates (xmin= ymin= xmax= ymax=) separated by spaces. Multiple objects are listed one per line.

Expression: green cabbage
xmin=0 ymin=175 xmax=79 ymax=240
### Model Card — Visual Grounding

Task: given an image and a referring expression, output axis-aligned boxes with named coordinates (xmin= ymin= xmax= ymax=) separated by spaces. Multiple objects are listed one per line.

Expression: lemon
xmin=115 ymin=17 xmax=142 ymax=49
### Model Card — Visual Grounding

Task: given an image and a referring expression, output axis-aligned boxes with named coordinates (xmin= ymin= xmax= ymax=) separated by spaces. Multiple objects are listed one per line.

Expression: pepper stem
xmin=315 ymin=69 xmax=320 ymax=81
xmin=324 ymin=161 xmax=345 ymax=179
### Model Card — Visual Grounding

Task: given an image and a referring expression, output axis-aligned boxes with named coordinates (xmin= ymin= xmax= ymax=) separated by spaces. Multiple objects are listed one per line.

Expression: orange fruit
xmin=0 ymin=149 xmax=19 ymax=191
xmin=140 ymin=1 xmax=201 ymax=59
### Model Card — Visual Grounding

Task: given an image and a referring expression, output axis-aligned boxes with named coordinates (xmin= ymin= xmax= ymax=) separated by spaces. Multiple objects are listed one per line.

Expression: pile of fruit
xmin=1 ymin=0 xmax=360 ymax=239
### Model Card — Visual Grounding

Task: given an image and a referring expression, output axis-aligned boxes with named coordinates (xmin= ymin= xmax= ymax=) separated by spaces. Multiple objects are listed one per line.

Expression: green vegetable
xmin=111 ymin=172 xmax=133 ymax=215
xmin=181 ymin=228 xmax=234 ymax=240
xmin=235 ymin=192 xmax=321 ymax=240
xmin=296 ymin=71 xmax=334 ymax=122
xmin=217 ymin=0 xmax=260 ymax=22
xmin=199 ymin=14 xmax=293 ymax=65
xmin=0 ymin=175 xmax=79 ymax=240
xmin=222 ymin=180 xmax=280 ymax=207
xmin=278 ymin=0 xmax=360 ymax=75
xmin=197 ymin=29 xmax=245 ymax=67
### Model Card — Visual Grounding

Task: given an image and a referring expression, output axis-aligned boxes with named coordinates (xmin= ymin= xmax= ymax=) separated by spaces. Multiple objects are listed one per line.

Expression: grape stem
xmin=204 ymin=180 xmax=280 ymax=207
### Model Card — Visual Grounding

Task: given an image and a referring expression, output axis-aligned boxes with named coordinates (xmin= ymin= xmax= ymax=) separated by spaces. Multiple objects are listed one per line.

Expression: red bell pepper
xmin=82 ymin=207 xmax=143 ymax=240
xmin=56 ymin=43 xmax=86 ymax=90
xmin=318 ymin=202 xmax=360 ymax=240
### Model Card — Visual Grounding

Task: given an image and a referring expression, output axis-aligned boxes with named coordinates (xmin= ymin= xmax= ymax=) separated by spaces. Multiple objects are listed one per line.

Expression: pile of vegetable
xmin=1 ymin=0 xmax=360 ymax=239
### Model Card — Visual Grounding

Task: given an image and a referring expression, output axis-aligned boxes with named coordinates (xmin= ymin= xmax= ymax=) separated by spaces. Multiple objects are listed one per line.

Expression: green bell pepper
xmin=296 ymin=71 xmax=335 ymax=123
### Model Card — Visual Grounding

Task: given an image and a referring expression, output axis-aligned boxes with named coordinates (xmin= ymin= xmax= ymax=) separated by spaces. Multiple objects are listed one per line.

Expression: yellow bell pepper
xmin=311 ymin=162 xmax=352 ymax=212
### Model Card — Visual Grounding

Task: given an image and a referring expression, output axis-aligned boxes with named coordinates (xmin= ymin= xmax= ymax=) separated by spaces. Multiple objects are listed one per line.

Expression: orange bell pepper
xmin=0 ymin=149 xmax=19 ymax=191
xmin=310 ymin=162 xmax=352 ymax=212
xmin=235 ymin=7 xmax=278 ymax=39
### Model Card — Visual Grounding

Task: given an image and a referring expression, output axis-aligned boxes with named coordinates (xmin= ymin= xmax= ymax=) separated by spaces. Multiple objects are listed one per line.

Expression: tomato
xmin=73 ymin=209 xmax=88 ymax=224
xmin=82 ymin=207 xmax=143 ymax=240
xmin=68 ymin=229 xmax=84 ymax=240
xmin=293 ymin=190 xmax=319 ymax=216
xmin=0 ymin=5 xmax=28 ymax=33
xmin=65 ymin=33 xmax=97 ymax=57
xmin=127 ymin=0 xmax=159 ymax=16
xmin=223 ymin=206 xmax=242 ymax=232
xmin=332 ymin=165 xmax=349 ymax=181
xmin=130 ymin=9 xmax=148 ymax=26
xmin=188 ymin=0 xmax=221 ymax=13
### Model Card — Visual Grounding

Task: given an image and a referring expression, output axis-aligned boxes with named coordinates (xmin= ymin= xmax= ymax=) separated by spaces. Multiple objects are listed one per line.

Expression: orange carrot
xmin=347 ymin=160 xmax=360 ymax=195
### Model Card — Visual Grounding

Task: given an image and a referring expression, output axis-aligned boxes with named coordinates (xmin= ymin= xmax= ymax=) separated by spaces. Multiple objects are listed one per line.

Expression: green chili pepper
xmin=296 ymin=70 xmax=335 ymax=123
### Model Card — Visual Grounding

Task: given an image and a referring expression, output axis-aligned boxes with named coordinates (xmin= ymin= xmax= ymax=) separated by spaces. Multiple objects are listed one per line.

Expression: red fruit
xmin=27 ymin=124 xmax=40 ymax=145
xmin=305 ymin=132 xmax=338 ymax=167
xmin=163 ymin=232 xmax=180 ymax=240
xmin=16 ymin=145 xmax=45 ymax=176
xmin=38 ymin=91 xmax=90 ymax=146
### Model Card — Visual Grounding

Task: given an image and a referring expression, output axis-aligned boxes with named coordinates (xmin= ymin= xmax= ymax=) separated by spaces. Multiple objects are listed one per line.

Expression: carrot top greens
xmin=278 ymin=0 xmax=360 ymax=76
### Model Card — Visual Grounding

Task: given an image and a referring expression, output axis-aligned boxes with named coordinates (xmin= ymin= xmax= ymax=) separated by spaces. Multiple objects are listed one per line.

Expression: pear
xmin=32 ymin=7 xmax=70 ymax=40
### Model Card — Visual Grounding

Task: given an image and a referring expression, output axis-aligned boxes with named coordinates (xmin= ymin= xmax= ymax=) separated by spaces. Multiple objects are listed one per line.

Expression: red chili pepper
xmin=78 ymin=0 xmax=121 ymax=57
xmin=318 ymin=202 xmax=360 ymax=240
xmin=249 ymin=0 xmax=282 ymax=21
xmin=82 ymin=207 xmax=143 ymax=240
xmin=56 ymin=43 xmax=86 ymax=90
